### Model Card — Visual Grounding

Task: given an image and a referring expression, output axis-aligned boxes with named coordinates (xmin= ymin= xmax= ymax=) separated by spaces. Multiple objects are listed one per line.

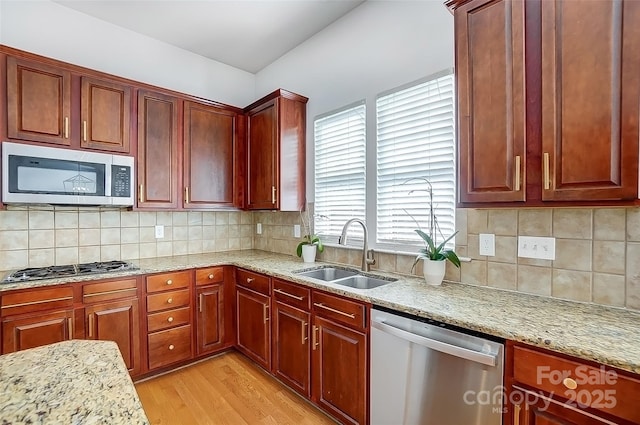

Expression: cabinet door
xmin=312 ymin=316 xmax=367 ymax=425
xmin=6 ymin=57 xmax=72 ymax=145
xmin=80 ymin=76 xmax=131 ymax=152
xmin=272 ymin=301 xmax=310 ymax=397
xmin=137 ymin=90 xmax=180 ymax=208
xmin=2 ymin=310 xmax=74 ymax=353
xmin=85 ymin=299 xmax=140 ymax=376
xmin=236 ymin=287 xmax=270 ymax=370
xmin=183 ymin=101 xmax=237 ymax=208
xmin=246 ymin=99 xmax=278 ymax=209
xmin=196 ymin=284 xmax=224 ymax=355
xmin=541 ymin=0 xmax=640 ymax=201
xmin=456 ymin=0 xmax=526 ymax=203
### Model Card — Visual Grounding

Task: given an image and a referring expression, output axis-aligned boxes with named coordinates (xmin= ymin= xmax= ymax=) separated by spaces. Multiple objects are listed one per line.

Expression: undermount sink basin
xmin=294 ymin=266 xmax=396 ymax=289
xmin=332 ymin=275 xmax=395 ymax=290
xmin=295 ymin=267 xmax=359 ymax=281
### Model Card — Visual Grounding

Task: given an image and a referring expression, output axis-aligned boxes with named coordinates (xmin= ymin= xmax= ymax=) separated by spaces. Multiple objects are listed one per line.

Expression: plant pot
xmin=301 ymin=244 xmax=317 ymax=263
xmin=422 ymin=259 xmax=446 ymax=286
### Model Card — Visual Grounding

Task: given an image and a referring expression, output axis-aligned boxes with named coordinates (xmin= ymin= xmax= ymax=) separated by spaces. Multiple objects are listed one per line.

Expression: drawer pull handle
xmin=83 ymin=287 xmax=136 ymax=299
xmin=513 ymin=403 xmax=521 ymax=425
xmin=208 ymin=274 xmax=214 ymax=279
xmin=274 ymin=288 xmax=304 ymax=301
xmin=167 ymin=298 xmax=173 ymax=304
xmin=301 ymin=321 xmax=308 ymax=345
xmin=246 ymin=277 xmax=255 ymax=284
xmin=562 ymin=377 xmax=578 ymax=390
xmin=167 ymin=317 xmax=174 ymax=323
xmin=169 ymin=344 xmax=175 ymax=350
xmin=314 ymin=302 xmax=356 ymax=319
xmin=312 ymin=325 xmax=319 ymax=350
xmin=88 ymin=313 xmax=94 ymax=338
xmin=68 ymin=317 xmax=74 ymax=340
xmin=199 ymin=293 xmax=204 ymax=313
xmin=1 ymin=295 xmax=73 ymax=310
xmin=166 ymin=279 xmax=173 ymax=285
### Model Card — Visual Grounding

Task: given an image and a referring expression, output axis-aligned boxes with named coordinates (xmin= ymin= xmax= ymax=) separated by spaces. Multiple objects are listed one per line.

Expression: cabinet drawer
xmin=312 ymin=291 xmax=367 ymax=330
xmin=147 ymin=306 xmax=191 ymax=333
xmin=236 ymin=269 xmax=270 ymax=295
xmin=146 ymin=270 xmax=191 ymax=293
xmin=513 ymin=345 xmax=640 ymax=424
xmin=148 ymin=324 xmax=192 ymax=370
xmin=147 ymin=289 xmax=190 ymax=313
xmin=83 ymin=278 xmax=138 ymax=304
xmin=273 ymin=279 xmax=310 ymax=311
xmin=1 ymin=287 xmax=74 ymax=316
xmin=195 ymin=267 xmax=224 ymax=286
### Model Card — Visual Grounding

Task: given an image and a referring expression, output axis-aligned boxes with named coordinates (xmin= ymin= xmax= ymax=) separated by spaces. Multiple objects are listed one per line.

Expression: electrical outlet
xmin=518 ymin=236 xmax=556 ymax=260
xmin=294 ymin=224 xmax=301 ymax=238
xmin=479 ymin=233 xmax=495 ymax=256
xmin=154 ymin=225 xmax=164 ymax=239
xmin=256 ymin=223 xmax=262 ymax=235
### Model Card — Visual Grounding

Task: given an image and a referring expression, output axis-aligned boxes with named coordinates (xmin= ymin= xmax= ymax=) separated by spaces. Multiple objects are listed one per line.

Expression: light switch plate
xmin=154 ymin=225 xmax=164 ymax=239
xmin=518 ymin=236 xmax=556 ymax=260
xmin=256 ymin=223 xmax=262 ymax=235
xmin=294 ymin=224 xmax=301 ymax=238
xmin=479 ymin=233 xmax=495 ymax=256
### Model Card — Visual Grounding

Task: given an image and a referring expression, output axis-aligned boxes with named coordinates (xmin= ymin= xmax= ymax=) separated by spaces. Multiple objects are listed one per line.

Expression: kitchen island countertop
xmin=0 ymin=340 xmax=149 ymax=424
xmin=2 ymin=250 xmax=640 ymax=375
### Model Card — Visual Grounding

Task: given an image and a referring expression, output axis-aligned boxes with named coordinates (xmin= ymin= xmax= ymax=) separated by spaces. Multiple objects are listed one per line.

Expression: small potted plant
xmin=296 ymin=205 xmax=324 ymax=263
xmin=405 ymin=178 xmax=460 ymax=285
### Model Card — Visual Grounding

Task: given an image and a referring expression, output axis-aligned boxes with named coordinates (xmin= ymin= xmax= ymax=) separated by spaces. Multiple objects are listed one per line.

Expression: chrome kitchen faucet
xmin=338 ymin=218 xmax=376 ymax=272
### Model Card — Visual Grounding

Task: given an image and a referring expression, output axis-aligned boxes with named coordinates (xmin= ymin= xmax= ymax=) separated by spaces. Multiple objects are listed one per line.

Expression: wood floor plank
xmin=135 ymin=351 xmax=336 ymax=425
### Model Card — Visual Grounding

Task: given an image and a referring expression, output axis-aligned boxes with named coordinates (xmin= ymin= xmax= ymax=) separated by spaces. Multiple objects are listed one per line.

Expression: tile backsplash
xmin=2 ymin=205 xmax=639 ymax=312
xmin=0 ymin=206 xmax=253 ymax=271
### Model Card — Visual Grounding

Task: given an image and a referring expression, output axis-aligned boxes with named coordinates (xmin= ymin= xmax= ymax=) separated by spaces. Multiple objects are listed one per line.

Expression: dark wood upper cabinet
xmin=137 ymin=89 xmax=180 ymax=209
xmin=456 ymin=0 xmax=526 ymax=203
xmin=80 ymin=76 xmax=132 ymax=153
xmin=183 ymin=101 xmax=239 ymax=209
xmin=451 ymin=0 xmax=640 ymax=206
xmin=245 ymin=89 xmax=307 ymax=211
xmin=540 ymin=0 xmax=640 ymax=201
xmin=6 ymin=56 xmax=72 ymax=146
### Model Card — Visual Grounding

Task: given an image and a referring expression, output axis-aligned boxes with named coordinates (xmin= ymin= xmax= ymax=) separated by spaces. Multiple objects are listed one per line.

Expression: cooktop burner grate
xmin=2 ymin=260 xmax=138 ymax=283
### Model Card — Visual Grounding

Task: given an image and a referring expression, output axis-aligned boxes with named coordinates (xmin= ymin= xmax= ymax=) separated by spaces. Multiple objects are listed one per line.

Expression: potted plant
xmin=296 ymin=205 xmax=324 ymax=263
xmin=405 ymin=178 xmax=460 ymax=285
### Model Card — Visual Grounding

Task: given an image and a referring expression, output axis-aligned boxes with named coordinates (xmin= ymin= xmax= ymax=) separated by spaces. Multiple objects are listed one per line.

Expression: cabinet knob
xmin=562 ymin=377 xmax=578 ymax=390
xmin=208 ymin=274 xmax=214 ymax=279
xmin=167 ymin=317 xmax=174 ymax=323
xmin=166 ymin=279 xmax=173 ymax=285
xmin=167 ymin=298 xmax=173 ymax=304
xmin=246 ymin=277 xmax=255 ymax=284
xmin=168 ymin=344 xmax=175 ymax=351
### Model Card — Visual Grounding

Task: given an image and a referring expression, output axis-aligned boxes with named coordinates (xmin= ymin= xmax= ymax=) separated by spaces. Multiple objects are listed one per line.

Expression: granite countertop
xmin=2 ymin=250 xmax=640 ymax=375
xmin=0 ymin=340 xmax=149 ymax=424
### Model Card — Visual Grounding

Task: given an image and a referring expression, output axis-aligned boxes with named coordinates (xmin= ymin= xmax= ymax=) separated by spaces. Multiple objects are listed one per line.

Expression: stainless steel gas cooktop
xmin=2 ymin=260 xmax=138 ymax=283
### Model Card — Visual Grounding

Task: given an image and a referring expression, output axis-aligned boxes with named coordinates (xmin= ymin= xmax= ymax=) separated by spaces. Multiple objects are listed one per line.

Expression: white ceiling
xmin=53 ymin=0 xmax=365 ymax=74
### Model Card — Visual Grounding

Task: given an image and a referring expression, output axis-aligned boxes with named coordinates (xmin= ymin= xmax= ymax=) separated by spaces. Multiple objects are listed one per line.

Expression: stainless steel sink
xmin=295 ymin=267 xmax=359 ymax=281
xmin=295 ymin=266 xmax=396 ymax=289
xmin=333 ymin=275 xmax=395 ymax=289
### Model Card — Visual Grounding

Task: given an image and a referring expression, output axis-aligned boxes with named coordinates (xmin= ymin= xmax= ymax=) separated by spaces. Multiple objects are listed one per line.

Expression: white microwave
xmin=2 ymin=142 xmax=134 ymax=206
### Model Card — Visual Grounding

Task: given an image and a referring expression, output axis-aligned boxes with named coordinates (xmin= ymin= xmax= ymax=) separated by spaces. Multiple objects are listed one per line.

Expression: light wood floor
xmin=135 ymin=351 xmax=336 ymax=425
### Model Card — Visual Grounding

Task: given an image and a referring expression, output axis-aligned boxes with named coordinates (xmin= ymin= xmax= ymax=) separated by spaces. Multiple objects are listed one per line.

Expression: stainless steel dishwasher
xmin=370 ymin=307 xmax=504 ymax=425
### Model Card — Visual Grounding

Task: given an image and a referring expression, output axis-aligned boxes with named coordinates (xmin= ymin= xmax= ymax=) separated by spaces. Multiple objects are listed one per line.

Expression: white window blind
xmin=376 ymin=72 xmax=456 ymax=248
xmin=314 ymin=102 xmax=366 ymax=240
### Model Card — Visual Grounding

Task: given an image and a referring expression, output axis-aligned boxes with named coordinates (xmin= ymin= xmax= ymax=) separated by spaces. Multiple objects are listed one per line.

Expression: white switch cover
xmin=154 ymin=225 xmax=164 ymax=239
xmin=518 ymin=236 xmax=556 ymax=260
xmin=479 ymin=233 xmax=495 ymax=256
xmin=294 ymin=224 xmax=301 ymax=238
xmin=256 ymin=223 xmax=262 ymax=235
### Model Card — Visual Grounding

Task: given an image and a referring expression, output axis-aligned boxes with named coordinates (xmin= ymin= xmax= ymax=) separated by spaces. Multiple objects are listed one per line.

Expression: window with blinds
xmin=314 ymin=102 xmax=366 ymax=241
xmin=376 ymin=72 xmax=455 ymax=249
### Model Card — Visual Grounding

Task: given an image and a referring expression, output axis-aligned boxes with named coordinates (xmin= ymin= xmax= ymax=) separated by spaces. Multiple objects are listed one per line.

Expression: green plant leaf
xmin=442 ymin=249 xmax=461 ymax=268
xmin=415 ymin=229 xmax=436 ymax=254
xmin=296 ymin=241 xmax=304 ymax=257
xmin=435 ymin=231 xmax=458 ymax=253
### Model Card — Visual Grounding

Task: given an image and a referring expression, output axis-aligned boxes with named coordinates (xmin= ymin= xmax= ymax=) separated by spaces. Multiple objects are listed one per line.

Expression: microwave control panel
xmin=111 ymin=165 xmax=131 ymax=198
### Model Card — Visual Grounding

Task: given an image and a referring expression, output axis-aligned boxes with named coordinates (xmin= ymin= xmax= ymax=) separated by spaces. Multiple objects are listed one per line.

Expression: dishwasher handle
xmin=372 ymin=319 xmax=498 ymax=367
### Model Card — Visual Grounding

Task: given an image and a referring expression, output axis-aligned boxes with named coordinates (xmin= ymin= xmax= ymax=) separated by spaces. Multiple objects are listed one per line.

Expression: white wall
xmin=255 ymin=0 xmax=454 ymax=199
xmin=0 ymin=0 xmax=256 ymax=107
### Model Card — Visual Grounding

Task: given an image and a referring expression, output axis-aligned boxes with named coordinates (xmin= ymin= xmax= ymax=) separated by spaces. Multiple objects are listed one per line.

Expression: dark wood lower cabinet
xmin=2 ymin=309 xmax=74 ymax=353
xmin=85 ymin=299 xmax=140 ymax=376
xmin=513 ymin=391 xmax=614 ymax=425
xmin=312 ymin=316 xmax=367 ymax=425
xmin=272 ymin=301 xmax=310 ymax=397
xmin=236 ymin=287 xmax=271 ymax=370
xmin=196 ymin=284 xmax=225 ymax=355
